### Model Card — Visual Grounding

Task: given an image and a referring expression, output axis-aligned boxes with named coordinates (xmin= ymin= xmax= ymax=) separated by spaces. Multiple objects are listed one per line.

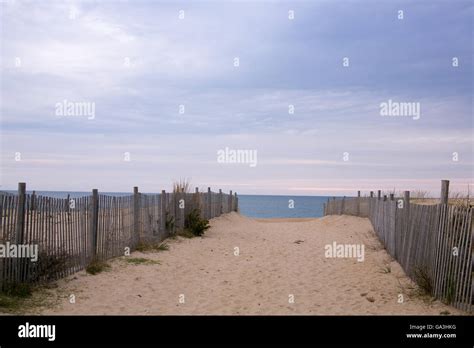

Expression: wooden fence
xmin=0 ymin=183 xmax=238 ymax=290
xmin=324 ymin=181 xmax=473 ymax=312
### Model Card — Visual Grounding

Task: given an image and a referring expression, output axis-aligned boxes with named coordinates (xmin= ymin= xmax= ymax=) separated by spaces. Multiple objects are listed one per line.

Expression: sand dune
xmin=38 ymin=213 xmax=462 ymax=315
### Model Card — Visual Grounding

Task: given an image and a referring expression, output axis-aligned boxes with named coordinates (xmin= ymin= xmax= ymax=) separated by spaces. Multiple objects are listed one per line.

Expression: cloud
xmin=0 ymin=0 xmax=472 ymax=195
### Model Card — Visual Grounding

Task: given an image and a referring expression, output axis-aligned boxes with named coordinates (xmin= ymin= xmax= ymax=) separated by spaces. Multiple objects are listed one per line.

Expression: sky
xmin=0 ymin=0 xmax=472 ymax=196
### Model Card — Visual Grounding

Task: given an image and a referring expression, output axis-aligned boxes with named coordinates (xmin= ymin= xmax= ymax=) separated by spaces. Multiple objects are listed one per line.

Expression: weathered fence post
xmin=219 ymin=189 xmax=223 ymax=214
xmin=401 ymin=190 xmax=411 ymax=273
xmin=207 ymin=187 xmax=212 ymax=219
xmin=16 ymin=183 xmax=26 ymax=245
xmin=160 ymin=190 xmax=166 ymax=233
xmin=133 ymin=187 xmax=139 ymax=243
xmin=404 ymin=191 xmax=410 ymax=231
xmin=357 ymin=190 xmax=361 ymax=216
xmin=31 ymin=190 xmax=36 ymax=211
xmin=368 ymin=191 xmax=374 ymax=216
xmin=229 ymin=190 xmax=233 ymax=213
xmin=470 ymin=211 xmax=474 ymax=312
xmin=194 ymin=187 xmax=199 ymax=209
xmin=441 ymin=180 xmax=449 ymax=205
xmin=65 ymin=194 xmax=70 ymax=213
xmin=91 ymin=188 xmax=99 ymax=260
xmin=383 ymin=195 xmax=387 ymax=201
xmin=377 ymin=190 xmax=381 ymax=200
xmin=15 ymin=183 xmax=26 ymax=283
xmin=341 ymin=196 xmax=346 ymax=215
xmin=234 ymin=192 xmax=238 ymax=212
xmin=389 ymin=194 xmax=397 ymax=257
xmin=403 ymin=191 xmax=410 ymax=207
xmin=195 ymin=187 xmax=204 ymax=219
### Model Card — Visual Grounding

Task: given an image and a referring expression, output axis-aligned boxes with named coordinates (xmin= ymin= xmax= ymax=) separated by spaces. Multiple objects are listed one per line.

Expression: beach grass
xmin=0 ymin=283 xmax=32 ymax=311
xmin=124 ymin=258 xmax=161 ymax=265
xmin=86 ymin=260 xmax=111 ymax=275
xmin=135 ymin=241 xmax=169 ymax=252
xmin=0 ymin=282 xmax=57 ymax=314
xmin=177 ymin=229 xmax=195 ymax=238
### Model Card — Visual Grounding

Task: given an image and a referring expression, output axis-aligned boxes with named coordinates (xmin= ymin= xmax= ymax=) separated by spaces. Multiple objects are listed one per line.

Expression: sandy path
xmin=38 ymin=213 xmax=462 ymax=315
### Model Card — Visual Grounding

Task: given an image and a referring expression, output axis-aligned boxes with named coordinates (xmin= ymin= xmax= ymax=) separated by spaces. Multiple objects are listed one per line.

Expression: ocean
xmin=238 ymin=195 xmax=331 ymax=218
xmin=1 ymin=191 xmax=338 ymax=218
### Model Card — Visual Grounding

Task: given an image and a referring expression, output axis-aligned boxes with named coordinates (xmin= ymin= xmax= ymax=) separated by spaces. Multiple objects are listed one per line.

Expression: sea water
xmin=237 ymin=195 xmax=332 ymax=218
xmin=1 ymin=191 xmax=342 ymax=218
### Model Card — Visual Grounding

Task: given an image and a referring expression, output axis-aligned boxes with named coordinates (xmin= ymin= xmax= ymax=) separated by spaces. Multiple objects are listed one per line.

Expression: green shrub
xmin=86 ymin=260 xmax=110 ymax=275
xmin=185 ymin=209 xmax=210 ymax=236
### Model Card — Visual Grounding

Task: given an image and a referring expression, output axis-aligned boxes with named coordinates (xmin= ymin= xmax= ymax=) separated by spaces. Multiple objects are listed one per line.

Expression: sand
xmin=37 ymin=213 xmax=462 ymax=315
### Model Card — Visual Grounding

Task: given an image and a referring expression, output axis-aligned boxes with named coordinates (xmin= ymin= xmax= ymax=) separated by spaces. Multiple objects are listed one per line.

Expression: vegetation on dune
xmin=173 ymin=178 xmax=192 ymax=193
xmin=184 ymin=208 xmax=210 ymax=237
xmin=171 ymin=179 xmax=211 ymax=237
xmin=135 ymin=241 xmax=169 ymax=252
xmin=410 ymin=188 xmax=472 ymax=207
xmin=412 ymin=266 xmax=433 ymax=296
xmin=86 ymin=260 xmax=111 ymax=275
xmin=176 ymin=229 xmax=196 ymax=239
xmin=124 ymin=257 xmax=160 ymax=265
xmin=448 ymin=191 xmax=472 ymax=207
xmin=0 ymin=282 xmax=33 ymax=312
xmin=411 ymin=190 xmax=432 ymax=200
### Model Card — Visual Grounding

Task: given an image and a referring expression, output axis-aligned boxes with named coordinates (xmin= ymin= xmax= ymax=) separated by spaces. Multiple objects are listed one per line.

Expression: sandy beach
xmin=36 ymin=213 xmax=461 ymax=315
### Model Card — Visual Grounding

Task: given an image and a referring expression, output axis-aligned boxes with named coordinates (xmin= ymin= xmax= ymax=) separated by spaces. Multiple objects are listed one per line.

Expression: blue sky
xmin=1 ymin=0 xmax=472 ymax=195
